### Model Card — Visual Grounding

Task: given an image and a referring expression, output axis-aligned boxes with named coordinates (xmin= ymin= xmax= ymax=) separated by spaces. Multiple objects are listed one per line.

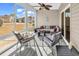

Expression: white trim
xmin=24 ymin=8 xmax=27 ymax=32
xmin=34 ymin=10 xmax=37 ymax=28
xmin=36 ymin=10 xmax=38 ymax=28
xmin=62 ymin=35 xmax=69 ymax=46
xmin=14 ymin=4 xmax=16 ymax=31
xmin=64 ymin=11 xmax=66 ymax=39
xmin=60 ymin=4 xmax=70 ymax=14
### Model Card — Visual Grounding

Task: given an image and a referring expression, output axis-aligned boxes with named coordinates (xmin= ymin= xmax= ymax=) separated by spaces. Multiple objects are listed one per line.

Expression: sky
xmin=0 ymin=3 xmax=35 ymax=18
xmin=0 ymin=3 xmax=14 ymax=16
xmin=0 ymin=3 xmax=25 ymax=17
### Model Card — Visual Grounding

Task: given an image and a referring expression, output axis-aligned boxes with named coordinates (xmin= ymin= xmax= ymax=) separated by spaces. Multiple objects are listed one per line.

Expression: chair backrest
xmin=13 ymin=31 xmax=24 ymax=43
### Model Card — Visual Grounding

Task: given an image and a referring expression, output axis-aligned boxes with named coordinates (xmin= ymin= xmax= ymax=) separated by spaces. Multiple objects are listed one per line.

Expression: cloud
xmin=16 ymin=11 xmax=25 ymax=18
xmin=27 ymin=11 xmax=35 ymax=16
xmin=27 ymin=11 xmax=34 ymax=14
xmin=17 ymin=9 xmax=24 ymax=12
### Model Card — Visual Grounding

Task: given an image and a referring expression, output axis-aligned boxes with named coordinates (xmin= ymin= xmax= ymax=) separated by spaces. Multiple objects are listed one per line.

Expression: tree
xmin=0 ymin=19 xmax=3 ymax=27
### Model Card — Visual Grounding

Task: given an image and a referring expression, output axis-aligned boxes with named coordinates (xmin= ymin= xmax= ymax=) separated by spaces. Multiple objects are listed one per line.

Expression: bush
xmin=0 ymin=19 xmax=3 ymax=27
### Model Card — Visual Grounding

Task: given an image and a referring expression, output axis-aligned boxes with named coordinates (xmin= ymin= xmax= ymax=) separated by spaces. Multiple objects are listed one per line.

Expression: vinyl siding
xmin=70 ymin=3 xmax=79 ymax=51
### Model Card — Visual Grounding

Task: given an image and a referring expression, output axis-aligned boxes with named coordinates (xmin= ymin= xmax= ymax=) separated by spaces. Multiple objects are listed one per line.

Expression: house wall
xmin=36 ymin=10 xmax=59 ymax=27
xmin=70 ymin=3 xmax=79 ymax=51
xmin=59 ymin=3 xmax=79 ymax=51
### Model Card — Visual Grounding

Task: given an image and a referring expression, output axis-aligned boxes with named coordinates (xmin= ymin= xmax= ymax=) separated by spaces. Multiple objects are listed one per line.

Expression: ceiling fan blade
xmin=39 ymin=8 xmax=42 ymax=10
xmin=38 ymin=3 xmax=43 ymax=7
xmin=42 ymin=3 xmax=50 ymax=10
xmin=38 ymin=3 xmax=45 ymax=7
xmin=46 ymin=5 xmax=52 ymax=7
xmin=45 ymin=7 xmax=50 ymax=10
xmin=38 ymin=3 xmax=50 ymax=10
xmin=42 ymin=3 xmax=46 ymax=7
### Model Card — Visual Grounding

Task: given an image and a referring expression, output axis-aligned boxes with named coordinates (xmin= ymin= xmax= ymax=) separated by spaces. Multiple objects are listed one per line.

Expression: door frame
xmin=59 ymin=4 xmax=70 ymax=46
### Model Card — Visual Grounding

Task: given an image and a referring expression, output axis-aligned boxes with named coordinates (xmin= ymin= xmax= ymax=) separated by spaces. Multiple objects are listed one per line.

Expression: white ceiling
xmin=29 ymin=3 xmax=61 ymax=10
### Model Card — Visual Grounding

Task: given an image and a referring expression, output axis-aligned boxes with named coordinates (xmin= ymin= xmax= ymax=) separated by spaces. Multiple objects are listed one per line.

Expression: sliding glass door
xmin=65 ymin=8 xmax=70 ymax=43
xmin=61 ymin=6 xmax=70 ymax=43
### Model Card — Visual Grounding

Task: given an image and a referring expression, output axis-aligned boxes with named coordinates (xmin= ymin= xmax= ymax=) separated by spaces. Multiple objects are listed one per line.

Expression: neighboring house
xmin=0 ymin=14 xmax=15 ymax=23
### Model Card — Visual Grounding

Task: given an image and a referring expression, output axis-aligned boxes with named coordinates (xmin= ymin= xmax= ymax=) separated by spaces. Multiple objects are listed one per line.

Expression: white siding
xmin=70 ymin=3 xmax=79 ymax=51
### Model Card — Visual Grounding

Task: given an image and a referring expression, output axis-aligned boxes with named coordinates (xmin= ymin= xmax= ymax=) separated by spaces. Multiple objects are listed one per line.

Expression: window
xmin=27 ymin=11 xmax=36 ymax=32
xmin=15 ymin=5 xmax=25 ymax=31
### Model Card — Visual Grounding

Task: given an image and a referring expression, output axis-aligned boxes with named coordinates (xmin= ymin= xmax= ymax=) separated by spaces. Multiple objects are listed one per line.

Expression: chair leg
xmin=20 ymin=44 xmax=22 ymax=55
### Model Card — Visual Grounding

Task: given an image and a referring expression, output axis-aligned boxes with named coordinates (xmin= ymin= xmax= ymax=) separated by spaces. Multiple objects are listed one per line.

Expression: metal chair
xmin=43 ymin=32 xmax=62 ymax=55
xmin=13 ymin=31 xmax=34 ymax=55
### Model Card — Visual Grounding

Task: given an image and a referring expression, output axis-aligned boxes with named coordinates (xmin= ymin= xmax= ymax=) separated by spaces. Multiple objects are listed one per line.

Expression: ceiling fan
xmin=33 ymin=3 xmax=52 ymax=10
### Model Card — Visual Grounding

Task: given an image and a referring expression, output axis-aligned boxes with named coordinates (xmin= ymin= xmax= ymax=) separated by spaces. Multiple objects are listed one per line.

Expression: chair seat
xmin=42 ymin=32 xmax=61 ymax=46
xmin=13 ymin=31 xmax=34 ymax=44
